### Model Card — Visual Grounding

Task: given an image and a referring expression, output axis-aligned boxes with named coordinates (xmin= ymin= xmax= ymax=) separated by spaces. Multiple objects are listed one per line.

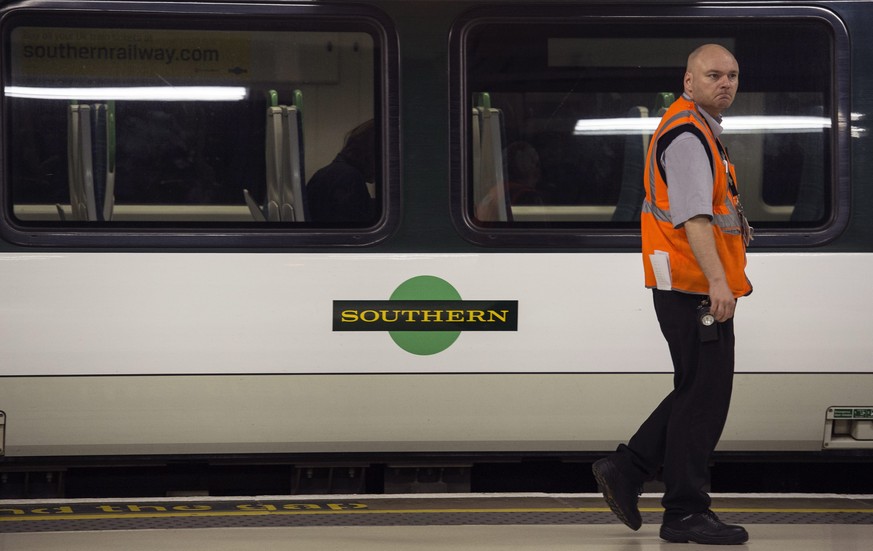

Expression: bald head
xmin=684 ymin=44 xmax=739 ymax=117
xmin=686 ymin=44 xmax=736 ymax=73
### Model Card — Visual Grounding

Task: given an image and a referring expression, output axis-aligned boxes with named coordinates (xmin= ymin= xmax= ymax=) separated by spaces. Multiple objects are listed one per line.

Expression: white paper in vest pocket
xmin=649 ymin=250 xmax=672 ymax=290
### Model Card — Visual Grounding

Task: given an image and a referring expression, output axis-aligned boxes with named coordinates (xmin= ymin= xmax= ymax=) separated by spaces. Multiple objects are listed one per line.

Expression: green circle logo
xmin=389 ymin=275 xmax=462 ymax=355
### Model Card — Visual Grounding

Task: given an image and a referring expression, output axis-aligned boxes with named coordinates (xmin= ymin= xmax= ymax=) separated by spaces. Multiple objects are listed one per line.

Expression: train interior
xmin=6 ymin=19 xmax=831 ymax=231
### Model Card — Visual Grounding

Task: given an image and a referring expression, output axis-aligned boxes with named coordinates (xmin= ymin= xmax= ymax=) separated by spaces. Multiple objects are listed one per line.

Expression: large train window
xmin=450 ymin=5 xmax=849 ymax=247
xmin=0 ymin=2 xmax=399 ymax=247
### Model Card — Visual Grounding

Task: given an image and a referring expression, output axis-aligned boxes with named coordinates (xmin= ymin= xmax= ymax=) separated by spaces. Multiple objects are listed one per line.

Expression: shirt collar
xmin=682 ymin=93 xmax=724 ymax=138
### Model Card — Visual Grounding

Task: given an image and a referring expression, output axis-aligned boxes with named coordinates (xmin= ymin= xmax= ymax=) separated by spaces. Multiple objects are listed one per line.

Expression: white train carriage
xmin=0 ymin=0 xmax=870 ymax=475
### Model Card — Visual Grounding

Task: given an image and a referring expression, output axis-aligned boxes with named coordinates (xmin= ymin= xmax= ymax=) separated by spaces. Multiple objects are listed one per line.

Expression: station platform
xmin=2 ymin=493 xmax=872 ymax=549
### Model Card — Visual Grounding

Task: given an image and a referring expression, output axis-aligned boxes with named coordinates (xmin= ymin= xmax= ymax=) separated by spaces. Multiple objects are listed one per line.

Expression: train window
xmin=450 ymin=6 xmax=849 ymax=247
xmin=0 ymin=3 xmax=399 ymax=247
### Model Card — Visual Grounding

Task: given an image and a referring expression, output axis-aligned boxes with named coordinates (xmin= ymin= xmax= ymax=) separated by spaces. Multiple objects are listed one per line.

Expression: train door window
xmin=1 ymin=2 xmax=399 ymax=247
xmin=450 ymin=5 xmax=849 ymax=247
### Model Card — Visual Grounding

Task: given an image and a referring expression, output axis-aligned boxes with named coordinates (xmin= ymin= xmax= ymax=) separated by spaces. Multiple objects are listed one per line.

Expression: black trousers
xmin=613 ymin=289 xmax=736 ymax=522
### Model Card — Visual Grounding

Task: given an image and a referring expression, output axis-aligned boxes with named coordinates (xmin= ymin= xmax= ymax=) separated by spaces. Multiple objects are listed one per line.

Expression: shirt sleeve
xmin=661 ymin=132 xmax=714 ymax=228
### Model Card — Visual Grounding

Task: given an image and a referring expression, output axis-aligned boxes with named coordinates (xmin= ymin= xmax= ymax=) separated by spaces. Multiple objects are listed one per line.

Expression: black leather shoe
xmin=592 ymin=457 xmax=642 ymax=530
xmin=660 ymin=510 xmax=749 ymax=545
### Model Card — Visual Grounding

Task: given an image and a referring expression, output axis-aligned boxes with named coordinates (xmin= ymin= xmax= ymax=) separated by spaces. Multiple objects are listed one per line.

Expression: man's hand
xmin=684 ymin=216 xmax=736 ymax=322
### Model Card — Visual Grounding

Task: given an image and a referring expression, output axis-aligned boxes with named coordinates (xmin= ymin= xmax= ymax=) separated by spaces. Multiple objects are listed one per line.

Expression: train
xmin=0 ymin=0 xmax=871 ymax=495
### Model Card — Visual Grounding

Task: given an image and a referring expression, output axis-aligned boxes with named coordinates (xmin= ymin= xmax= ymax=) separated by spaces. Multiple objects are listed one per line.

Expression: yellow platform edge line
xmin=3 ymin=506 xmax=873 ymax=522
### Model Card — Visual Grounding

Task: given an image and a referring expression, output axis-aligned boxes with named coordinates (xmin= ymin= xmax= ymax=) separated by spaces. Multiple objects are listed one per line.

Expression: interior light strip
xmin=4 ymin=86 xmax=248 ymax=101
xmin=574 ymin=116 xmax=832 ymax=135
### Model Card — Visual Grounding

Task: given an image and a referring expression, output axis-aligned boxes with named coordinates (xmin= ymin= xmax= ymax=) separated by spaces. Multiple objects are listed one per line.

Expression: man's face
xmin=684 ymin=47 xmax=739 ymax=117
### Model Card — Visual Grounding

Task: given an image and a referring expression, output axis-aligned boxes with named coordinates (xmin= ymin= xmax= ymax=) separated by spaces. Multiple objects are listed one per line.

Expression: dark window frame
xmin=0 ymin=0 xmax=401 ymax=248
xmin=449 ymin=4 xmax=851 ymax=249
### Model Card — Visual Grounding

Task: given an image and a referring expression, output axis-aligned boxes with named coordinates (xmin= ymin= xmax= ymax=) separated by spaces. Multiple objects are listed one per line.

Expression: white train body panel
xmin=1 ymin=251 xmax=870 ymax=376
xmin=1 ymin=251 xmax=870 ymax=456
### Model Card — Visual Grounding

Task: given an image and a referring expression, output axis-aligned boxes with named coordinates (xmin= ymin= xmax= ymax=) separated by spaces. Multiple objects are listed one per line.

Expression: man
xmin=592 ymin=44 xmax=753 ymax=545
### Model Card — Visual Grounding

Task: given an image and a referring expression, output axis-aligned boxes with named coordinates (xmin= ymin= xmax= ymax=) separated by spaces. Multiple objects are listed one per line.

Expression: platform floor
xmin=2 ymin=493 xmax=872 ymax=550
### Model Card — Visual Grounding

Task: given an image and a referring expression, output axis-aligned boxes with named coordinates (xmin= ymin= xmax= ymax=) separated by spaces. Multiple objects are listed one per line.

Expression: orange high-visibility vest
xmin=641 ymin=95 xmax=752 ymax=297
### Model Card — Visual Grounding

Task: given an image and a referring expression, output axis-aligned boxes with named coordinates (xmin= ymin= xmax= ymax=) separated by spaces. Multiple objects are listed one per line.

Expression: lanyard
xmin=715 ymin=140 xmax=754 ymax=246
xmin=715 ymin=140 xmax=741 ymax=198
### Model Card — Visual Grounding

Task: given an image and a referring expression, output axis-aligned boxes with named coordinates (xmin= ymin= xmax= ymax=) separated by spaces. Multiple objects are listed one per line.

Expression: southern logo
xmin=333 ymin=275 xmax=518 ymax=355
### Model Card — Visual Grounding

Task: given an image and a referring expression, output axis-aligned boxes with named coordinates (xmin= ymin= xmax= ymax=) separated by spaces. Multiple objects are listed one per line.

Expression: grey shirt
xmin=661 ymin=104 xmax=723 ymax=228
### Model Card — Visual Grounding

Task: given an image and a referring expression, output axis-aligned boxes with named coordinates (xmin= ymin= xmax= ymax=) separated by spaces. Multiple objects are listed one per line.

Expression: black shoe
xmin=592 ymin=457 xmax=642 ymax=531
xmin=660 ymin=510 xmax=749 ymax=545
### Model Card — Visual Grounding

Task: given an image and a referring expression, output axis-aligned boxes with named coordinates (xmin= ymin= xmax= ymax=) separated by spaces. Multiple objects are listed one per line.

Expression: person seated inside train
xmin=305 ymin=119 xmax=375 ymax=223
xmin=476 ymin=140 xmax=544 ymax=221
